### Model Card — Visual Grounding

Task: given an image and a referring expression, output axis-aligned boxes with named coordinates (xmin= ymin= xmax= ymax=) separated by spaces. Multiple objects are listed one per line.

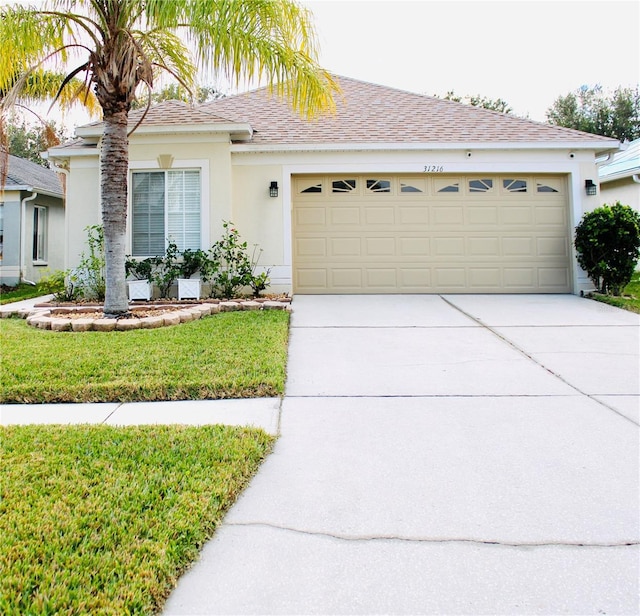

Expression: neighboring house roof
xmin=199 ymin=75 xmax=618 ymax=150
xmin=598 ymin=138 xmax=640 ymax=182
xmin=3 ymin=154 xmax=63 ymax=196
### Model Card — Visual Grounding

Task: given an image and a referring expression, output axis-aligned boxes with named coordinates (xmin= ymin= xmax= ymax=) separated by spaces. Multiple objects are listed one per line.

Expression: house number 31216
xmin=424 ymin=165 xmax=444 ymax=172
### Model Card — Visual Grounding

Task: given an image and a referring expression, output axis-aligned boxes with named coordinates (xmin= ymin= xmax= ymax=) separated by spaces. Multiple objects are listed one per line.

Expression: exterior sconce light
xmin=269 ymin=181 xmax=279 ymax=197
xmin=585 ymin=179 xmax=597 ymax=196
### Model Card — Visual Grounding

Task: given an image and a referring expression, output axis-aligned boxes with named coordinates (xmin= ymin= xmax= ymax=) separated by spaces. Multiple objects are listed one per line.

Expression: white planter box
xmin=178 ymin=278 xmax=201 ymax=300
xmin=127 ymin=280 xmax=152 ymax=301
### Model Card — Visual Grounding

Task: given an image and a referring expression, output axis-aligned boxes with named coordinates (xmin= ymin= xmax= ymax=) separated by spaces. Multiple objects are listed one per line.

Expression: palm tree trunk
xmin=101 ymin=110 xmax=130 ymax=316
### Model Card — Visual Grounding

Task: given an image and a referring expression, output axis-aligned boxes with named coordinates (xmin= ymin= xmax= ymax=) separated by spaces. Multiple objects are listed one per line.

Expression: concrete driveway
xmin=164 ymin=294 xmax=639 ymax=615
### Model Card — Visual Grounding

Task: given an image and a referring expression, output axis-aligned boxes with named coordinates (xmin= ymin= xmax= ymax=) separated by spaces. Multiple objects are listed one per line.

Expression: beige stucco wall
xmin=58 ymin=132 xmax=606 ymax=295
xmin=600 ymin=178 xmax=640 ymax=213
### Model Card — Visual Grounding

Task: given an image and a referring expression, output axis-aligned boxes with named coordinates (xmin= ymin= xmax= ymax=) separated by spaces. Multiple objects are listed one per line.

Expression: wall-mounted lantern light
xmin=269 ymin=181 xmax=279 ymax=198
xmin=585 ymin=179 xmax=597 ymax=196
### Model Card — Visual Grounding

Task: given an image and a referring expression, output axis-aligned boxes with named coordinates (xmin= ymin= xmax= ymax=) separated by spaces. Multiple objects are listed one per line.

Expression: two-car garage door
xmin=292 ymin=174 xmax=571 ymax=294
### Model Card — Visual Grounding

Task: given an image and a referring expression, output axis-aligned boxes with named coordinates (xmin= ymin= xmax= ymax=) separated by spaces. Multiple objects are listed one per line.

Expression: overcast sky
xmin=300 ymin=0 xmax=640 ymax=121
xmin=11 ymin=0 xmax=640 ymax=129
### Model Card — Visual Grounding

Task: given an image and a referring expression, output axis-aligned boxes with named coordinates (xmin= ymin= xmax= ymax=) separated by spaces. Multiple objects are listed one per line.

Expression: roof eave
xmin=76 ymin=122 xmax=253 ymax=140
xmin=230 ymin=140 xmax=620 ymax=154
xmin=1 ymin=185 xmax=63 ymax=198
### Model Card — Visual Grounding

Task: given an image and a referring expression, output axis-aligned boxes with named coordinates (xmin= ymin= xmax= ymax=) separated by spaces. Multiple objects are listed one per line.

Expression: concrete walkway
xmin=163 ymin=294 xmax=639 ymax=615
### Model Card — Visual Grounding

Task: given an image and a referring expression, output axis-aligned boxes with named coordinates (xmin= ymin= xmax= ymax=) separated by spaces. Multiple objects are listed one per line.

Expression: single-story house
xmin=48 ymin=75 xmax=620 ymax=295
xmin=598 ymin=137 xmax=640 ymax=213
xmin=0 ymin=154 xmax=65 ymax=286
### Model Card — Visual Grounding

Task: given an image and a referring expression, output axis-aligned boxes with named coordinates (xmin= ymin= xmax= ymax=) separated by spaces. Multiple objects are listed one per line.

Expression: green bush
xmin=574 ymin=202 xmax=640 ymax=295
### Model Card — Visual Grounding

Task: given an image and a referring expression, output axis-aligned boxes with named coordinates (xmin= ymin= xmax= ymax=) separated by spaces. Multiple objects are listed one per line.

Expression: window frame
xmin=32 ymin=205 xmax=47 ymax=263
xmin=128 ymin=160 xmax=209 ymax=258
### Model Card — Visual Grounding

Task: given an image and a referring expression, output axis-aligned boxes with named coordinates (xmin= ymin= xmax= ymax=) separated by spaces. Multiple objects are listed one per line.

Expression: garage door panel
xmin=332 ymin=269 xmax=362 ymax=288
xmin=365 ymin=207 xmax=395 ymax=225
xmin=330 ymin=207 xmax=360 ymax=225
xmin=399 ymin=237 xmax=431 ymax=256
xmin=538 ymin=268 xmax=570 ymax=288
xmin=293 ymin=175 xmax=570 ymax=294
xmin=537 ymin=237 xmax=568 ymax=257
xmin=399 ymin=206 xmax=429 ymax=225
xmin=365 ymin=237 xmax=396 ymax=256
xmin=296 ymin=238 xmax=327 ymax=257
xmin=467 ymin=207 xmax=499 ymax=225
xmin=433 ymin=206 xmax=464 ymax=225
xmin=330 ymin=237 xmax=361 ymax=256
xmin=366 ymin=269 xmax=397 ymax=288
xmin=295 ymin=207 xmax=326 ymax=226
xmin=434 ymin=237 xmax=465 ymax=256
xmin=468 ymin=237 xmax=500 ymax=256
xmin=503 ymin=237 xmax=534 ymax=256
xmin=469 ymin=268 xmax=502 ymax=288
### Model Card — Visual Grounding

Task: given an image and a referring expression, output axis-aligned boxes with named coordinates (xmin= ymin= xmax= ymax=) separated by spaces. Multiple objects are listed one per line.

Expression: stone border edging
xmin=8 ymin=298 xmax=291 ymax=332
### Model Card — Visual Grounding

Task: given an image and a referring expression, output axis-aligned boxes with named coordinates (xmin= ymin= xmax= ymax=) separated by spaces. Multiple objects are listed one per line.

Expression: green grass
xmin=0 ymin=424 xmax=274 ymax=615
xmin=589 ymin=272 xmax=640 ymax=314
xmin=0 ymin=311 xmax=289 ymax=403
xmin=0 ymin=284 xmax=51 ymax=305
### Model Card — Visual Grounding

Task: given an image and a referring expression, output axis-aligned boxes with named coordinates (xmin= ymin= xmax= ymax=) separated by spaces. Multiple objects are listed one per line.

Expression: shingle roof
xmin=599 ymin=138 xmax=640 ymax=180
xmin=200 ymin=75 xmax=617 ymax=147
xmin=4 ymin=154 xmax=63 ymax=195
xmin=80 ymin=99 xmax=236 ymax=130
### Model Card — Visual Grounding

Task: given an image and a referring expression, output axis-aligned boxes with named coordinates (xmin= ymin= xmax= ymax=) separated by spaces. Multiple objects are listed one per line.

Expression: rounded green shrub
xmin=574 ymin=202 xmax=640 ymax=295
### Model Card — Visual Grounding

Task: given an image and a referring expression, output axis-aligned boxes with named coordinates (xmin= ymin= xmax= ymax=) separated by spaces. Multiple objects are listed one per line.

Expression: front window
xmin=33 ymin=205 xmax=47 ymax=262
xmin=131 ymin=170 xmax=201 ymax=256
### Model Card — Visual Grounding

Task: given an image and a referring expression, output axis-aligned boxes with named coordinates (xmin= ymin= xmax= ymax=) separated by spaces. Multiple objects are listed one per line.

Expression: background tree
xmin=546 ymin=85 xmax=640 ymax=141
xmin=1 ymin=0 xmax=339 ymax=316
xmin=438 ymin=91 xmax=513 ymax=114
xmin=131 ymin=83 xmax=225 ymax=110
xmin=6 ymin=117 xmax=68 ymax=167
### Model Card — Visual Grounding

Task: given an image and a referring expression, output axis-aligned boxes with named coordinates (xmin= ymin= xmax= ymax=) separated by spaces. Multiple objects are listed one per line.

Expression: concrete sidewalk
xmin=163 ymin=294 xmax=639 ymax=615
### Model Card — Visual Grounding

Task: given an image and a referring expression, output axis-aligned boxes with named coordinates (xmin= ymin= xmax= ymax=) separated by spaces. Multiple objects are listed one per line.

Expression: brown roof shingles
xmin=201 ymin=75 xmax=616 ymax=146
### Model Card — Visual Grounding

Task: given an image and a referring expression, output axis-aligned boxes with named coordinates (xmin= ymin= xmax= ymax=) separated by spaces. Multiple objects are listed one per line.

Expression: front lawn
xmin=0 ymin=283 xmax=51 ymax=305
xmin=0 ymin=424 xmax=274 ymax=615
xmin=588 ymin=272 xmax=640 ymax=314
xmin=0 ymin=311 xmax=289 ymax=403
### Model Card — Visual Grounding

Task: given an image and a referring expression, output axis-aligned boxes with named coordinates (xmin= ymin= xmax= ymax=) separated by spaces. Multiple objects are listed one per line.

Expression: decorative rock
xmin=50 ymin=318 xmax=72 ymax=332
xmin=220 ymin=301 xmax=241 ymax=312
xmin=92 ymin=318 xmax=117 ymax=332
xmin=208 ymin=303 xmax=221 ymax=314
xmin=162 ymin=313 xmax=181 ymax=326
xmin=242 ymin=301 xmax=262 ymax=310
xmin=263 ymin=301 xmax=287 ymax=310
xmin=71 ymin=319 xmax=94 ymax=332
xmin=193 ymin=304 xmax=212 ymax=317
xmin=176 ymin=310 xmax=195 ymax=323
xmin=116 ymin=318 xmax=141 ymax=331
xmin=32 ymin=317 xmax=52 ymax=330
xmin=139 ymin=316 xmax=165 ymax=329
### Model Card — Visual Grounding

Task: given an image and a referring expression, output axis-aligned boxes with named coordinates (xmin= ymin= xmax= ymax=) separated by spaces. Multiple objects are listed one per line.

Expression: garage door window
xmin=503 ymin=179 xmax=528 ymax=192
xmin=332 ymin=179 xmax=356 ymax=193
xmin=366 ymin=179 xmax=391 ymax=193
xmin=469 ymin=179 xmax=494 ymax=193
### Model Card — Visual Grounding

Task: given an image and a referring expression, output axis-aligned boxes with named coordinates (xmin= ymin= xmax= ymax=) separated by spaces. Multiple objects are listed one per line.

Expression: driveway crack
xmin=226 ymin=522 xmax=639 ymax=549
xmin=439 ymin=296 xmax=639 ymax=427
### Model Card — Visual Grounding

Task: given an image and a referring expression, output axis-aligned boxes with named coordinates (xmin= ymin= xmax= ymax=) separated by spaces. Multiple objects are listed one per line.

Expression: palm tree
xmin=0 ymin=0 xmax=338 ymax=315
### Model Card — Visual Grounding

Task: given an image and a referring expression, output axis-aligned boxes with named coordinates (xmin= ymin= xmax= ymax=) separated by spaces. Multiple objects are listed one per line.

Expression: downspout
xmin=632 ymin=175 xmax=640 ymax=184
xmin=20 ymin=191 xmax=38 ymax=285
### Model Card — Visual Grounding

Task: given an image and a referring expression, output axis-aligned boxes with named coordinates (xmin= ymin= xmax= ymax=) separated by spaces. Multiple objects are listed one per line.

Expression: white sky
xmin=13 ymin=0 xmax=640 ymax=129
xmin=301 ymin=0 xmax=640 ymax=120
